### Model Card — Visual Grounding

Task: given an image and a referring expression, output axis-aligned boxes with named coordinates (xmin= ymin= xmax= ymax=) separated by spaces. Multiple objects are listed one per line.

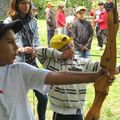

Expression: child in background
xmin=72 ymin=6 xmax=93 ymax=59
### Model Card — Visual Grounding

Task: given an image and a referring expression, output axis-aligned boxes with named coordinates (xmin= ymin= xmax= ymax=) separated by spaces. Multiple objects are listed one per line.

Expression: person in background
xmin=93 ymin=4 xmax=108 ymax=50
xmin=65 ymin=14 xmax=77 ymax=37
xmin=4 ymin=0 xmax=48 ymax=120
xmin=95 ymin=1 xmax=105 ymax=50
xmin=0 ymin=20 xmax=111 ymax=120
xmin=36 ymin=34 xmax=120 ymax=120
xmin=56 ymin=3 xmax=66 ymax=34
xmin=45 ymin=4 xmax=50 ymax=17
xmin=104 ymin=0 xmax=114 ymax=13
xmin=72 ymin=6 xmax=93 ymax=59
xmin=46 ymin=2 xmax=56 ymax=47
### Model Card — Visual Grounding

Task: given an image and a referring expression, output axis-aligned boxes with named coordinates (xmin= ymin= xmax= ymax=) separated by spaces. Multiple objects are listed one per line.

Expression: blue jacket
xmin=4 ymin=17 xmax=40 ymax=62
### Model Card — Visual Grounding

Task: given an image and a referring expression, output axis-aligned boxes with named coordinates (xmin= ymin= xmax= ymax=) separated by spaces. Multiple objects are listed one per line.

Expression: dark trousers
xmin=47 ymin=29 xmax=55 ymax=47
xmin=96 ymin=25 xmax=103 ymax=47
xmin=34 ymin=90 xmax=48 ymax=120
xmin=52 ymin=112 xmax=83 ymax=120
xmin=97 ymin=29 xmax=107 ymax=48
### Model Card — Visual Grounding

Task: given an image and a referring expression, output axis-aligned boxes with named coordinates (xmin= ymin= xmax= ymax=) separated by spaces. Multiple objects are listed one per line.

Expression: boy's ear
xmin=61 ymin=37 xmax=67 ymax=42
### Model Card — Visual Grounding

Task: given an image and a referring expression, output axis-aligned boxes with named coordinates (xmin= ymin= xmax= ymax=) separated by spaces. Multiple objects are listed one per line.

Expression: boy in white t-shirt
xmin=0 ymin=20 xmax=112 ymax=120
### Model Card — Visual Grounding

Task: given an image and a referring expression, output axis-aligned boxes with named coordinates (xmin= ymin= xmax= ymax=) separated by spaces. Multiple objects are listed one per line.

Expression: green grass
xmin=28 ymin=19 xmax=120 ymax=120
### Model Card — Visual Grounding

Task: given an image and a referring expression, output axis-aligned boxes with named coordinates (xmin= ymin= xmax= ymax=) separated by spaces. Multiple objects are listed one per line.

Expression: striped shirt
xmin=36 ymin=47 xmax=101 ymax=115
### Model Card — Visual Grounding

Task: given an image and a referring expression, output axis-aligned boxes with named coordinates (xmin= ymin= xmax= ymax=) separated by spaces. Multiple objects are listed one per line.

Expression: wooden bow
xmin=85 ymin=0 xmax=119 ymax=120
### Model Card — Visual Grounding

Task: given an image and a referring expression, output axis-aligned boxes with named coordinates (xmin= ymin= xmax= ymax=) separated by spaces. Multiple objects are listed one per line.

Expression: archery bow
xmin=85 ymin=0 xmax=119 ymax=120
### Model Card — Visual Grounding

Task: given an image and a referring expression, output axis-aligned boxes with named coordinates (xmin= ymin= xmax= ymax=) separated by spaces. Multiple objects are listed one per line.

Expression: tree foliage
xmin=66 ymin=0 xmax=92 ymax=10
xmin=33 ymin=0 xmax=120 ymax=19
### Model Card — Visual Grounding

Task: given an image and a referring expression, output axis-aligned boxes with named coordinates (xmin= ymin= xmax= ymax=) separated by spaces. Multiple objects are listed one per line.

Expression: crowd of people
xmin=0 ymin=0 xmax=119 ymax=120
xmin=45 ymin=0 xmax=115 ymax=56
xmin=90 ymin=0 xmax=114 ymax=50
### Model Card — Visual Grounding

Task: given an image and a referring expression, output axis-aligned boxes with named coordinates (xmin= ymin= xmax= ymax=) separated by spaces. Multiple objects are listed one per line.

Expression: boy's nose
xmin=70 ymin=47 xmax=74 ymax=51
xmin=14 ymin=43 xmax=19 ymax=51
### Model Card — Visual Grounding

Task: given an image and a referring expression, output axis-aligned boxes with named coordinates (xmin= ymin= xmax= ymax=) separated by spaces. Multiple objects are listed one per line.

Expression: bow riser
xmin=101 ymin=9 xmax=118 ymax=74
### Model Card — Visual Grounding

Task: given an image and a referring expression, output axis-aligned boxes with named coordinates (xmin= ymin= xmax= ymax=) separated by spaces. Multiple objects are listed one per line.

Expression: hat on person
xmin=50 ymin=34 xmax=73 ymax=50
xmin=47 ymin=2 xmax=54 ymax=7
xmin=98 ymin=1 xmax=104 ymax=5
xmin=0 ymin=19 xmax=23 ymax=39
xmin=76 ymin=6 xmax=86 ymax=13
xmin=59 ymin=3 xmax=64 ymax=7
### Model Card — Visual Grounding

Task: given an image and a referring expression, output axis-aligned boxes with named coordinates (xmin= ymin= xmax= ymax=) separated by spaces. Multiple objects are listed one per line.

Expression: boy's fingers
xmin=101 ymin=68 xmax=116 ymax=83
xmin=108 ymin=76 xmax=116 ymax=83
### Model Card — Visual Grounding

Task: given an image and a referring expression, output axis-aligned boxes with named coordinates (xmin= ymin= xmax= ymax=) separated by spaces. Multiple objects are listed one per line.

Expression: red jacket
xmin=97 ymin=10 xmax=108 ymax=30
xmin=56 ymin=10 xmax=66 ymax=27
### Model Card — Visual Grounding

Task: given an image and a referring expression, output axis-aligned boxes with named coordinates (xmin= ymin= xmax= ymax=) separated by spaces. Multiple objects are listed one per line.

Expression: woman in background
xmin=56 ymin=3 xmax=66 ymax=34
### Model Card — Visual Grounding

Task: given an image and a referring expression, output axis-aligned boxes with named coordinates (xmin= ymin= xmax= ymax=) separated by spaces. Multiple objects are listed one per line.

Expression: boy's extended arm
xmin=36 ymin=47 xmax=62 ymax=60
xmin=45 ymin=70 xmax=103 ymax=85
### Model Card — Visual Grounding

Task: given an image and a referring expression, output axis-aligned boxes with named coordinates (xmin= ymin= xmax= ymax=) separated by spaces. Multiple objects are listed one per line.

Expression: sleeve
xmin=80 ymin=59 xmax=120 ymax=73
xmin=79 ymin=59 xmax=101 ymax=72
xmin=35 ymin=47 xmax=62 ymax=63
xmin=33 ymin=19 xmax=40 ymax=47
xmin=72 ymin=22 xmax=84 ymax=49
xmin=4 ymin=17 xmax=12 ymax=23
xmin=116 ymin=64 xmax=120 ymax=73
xmin=97 ymin=12 xmax=107 ymax=24
xmin=21 ymin=63 xmax=50 ymax=94
xmin=85 ymin=22 xmax=94 ymax=49
xmin=46 ymin=11 xmax=54 ymax=26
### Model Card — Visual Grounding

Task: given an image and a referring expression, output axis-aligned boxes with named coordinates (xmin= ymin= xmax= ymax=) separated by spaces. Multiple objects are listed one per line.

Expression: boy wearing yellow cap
xmin=36 ymin=34 xmax=105 ymax=120
xmin=36 ymin=34 xmax=120 ymax=120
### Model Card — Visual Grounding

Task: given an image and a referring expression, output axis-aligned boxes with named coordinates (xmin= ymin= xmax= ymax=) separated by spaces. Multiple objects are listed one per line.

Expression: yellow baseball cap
xmin=50 ymin=34 xmax=73 ymax=50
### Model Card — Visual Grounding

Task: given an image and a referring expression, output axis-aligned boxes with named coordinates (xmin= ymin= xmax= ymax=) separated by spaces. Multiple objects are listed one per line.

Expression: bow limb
xmin=85 ymin=0 xmax=119 ymax=120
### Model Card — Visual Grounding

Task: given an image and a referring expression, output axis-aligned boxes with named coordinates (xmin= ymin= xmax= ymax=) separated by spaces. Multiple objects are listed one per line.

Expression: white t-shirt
xmin=45 ymin=7 xmax=50 ymax=15
xmin=0 ymin=63 xmax=49 ymax=120
xmin=96 ymin=9 xmax=102 ymax=20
